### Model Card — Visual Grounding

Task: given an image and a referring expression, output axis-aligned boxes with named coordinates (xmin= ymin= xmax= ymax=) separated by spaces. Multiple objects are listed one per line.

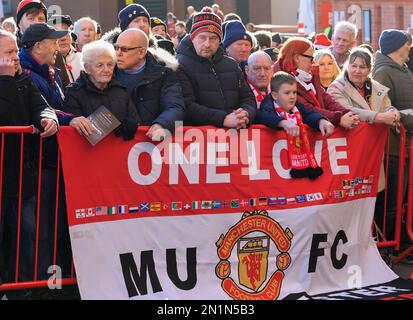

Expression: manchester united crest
xmin=215 ymin=210 xmax=293 ymax=300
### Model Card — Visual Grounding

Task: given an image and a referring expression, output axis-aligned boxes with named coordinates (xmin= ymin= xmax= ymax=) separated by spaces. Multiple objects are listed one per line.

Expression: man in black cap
xmin=19 ymin=23 xmax=68 ymax=110
xmin=151 ymin=17 xmax=167 ymax=39
xmin=19 ymin=23 xmax=76 ymax=287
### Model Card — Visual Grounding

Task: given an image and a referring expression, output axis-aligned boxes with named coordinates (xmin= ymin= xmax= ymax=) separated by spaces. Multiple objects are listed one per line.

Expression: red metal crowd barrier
xmin=392 ymin=130 xmax=413 ymax=279
xmin=375 ymin=125 xmax=406 ymax=250
xmin=0 ymin=125 xmax=410 ymax=295
xmin=0 ymin=127 xmax=76 ymax=294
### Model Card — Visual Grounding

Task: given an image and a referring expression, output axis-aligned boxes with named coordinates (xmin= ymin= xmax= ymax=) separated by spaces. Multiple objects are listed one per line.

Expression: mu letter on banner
xmin=58 ymin=124 xmax=406 ymax=300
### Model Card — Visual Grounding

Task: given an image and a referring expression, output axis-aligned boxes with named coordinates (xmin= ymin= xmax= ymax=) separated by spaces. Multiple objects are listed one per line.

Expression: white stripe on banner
xmin=70 ymin=198 xmax=397 ymax=300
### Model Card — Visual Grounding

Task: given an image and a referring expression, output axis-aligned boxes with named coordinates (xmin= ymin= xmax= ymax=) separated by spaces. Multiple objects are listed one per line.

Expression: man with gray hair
xmin=331 ymin=20 xmax=357 ymax=69
xmin=73 ymin=17 xmax=98 ymax=52
xmin=245 ymin=51 xmax=273 ymax=109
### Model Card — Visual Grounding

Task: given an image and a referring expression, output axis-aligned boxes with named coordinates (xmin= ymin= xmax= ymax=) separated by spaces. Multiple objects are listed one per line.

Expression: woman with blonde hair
xmin=313 ymin=49 xmax=341 ymax=90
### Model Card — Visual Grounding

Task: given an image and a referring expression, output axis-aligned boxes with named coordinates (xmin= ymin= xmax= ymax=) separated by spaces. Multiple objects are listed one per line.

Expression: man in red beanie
xmin=176 ymin=7 xmax=256 ymax=128
xmin=16 ymin=0 xmax=47 ymax=43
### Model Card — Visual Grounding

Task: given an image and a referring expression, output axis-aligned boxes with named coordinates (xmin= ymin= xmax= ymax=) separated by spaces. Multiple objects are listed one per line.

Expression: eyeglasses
xmin=114 ymin=45 xmax=144 ymax=53
xmin=301 ymin=54 xmax=314 ymax=62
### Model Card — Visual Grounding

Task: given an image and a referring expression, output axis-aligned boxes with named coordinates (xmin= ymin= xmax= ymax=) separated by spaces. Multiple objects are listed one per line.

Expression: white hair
xmin=334 ymin=21 xmax=358 ymax=40
xmin=2 ymin=17 xmax=16 ymax=28
xmin=248 ymin=50 xmax=272 ymax=66
xmin=73 ymin=17 xmax=98 ymax=35
xmin=0 ymin=29 xmax=16 ymax=42
xmin=81 ymin=40 xmax=116 ymax=67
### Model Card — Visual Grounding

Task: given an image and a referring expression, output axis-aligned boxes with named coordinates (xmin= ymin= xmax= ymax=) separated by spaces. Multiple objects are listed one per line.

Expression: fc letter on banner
xmin=57 ymin=124 xmax=406 ymax=300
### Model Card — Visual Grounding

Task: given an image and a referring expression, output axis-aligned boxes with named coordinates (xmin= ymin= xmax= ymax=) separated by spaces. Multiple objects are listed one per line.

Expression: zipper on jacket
xmin=210 ymin=64 xmax=226 ymax=106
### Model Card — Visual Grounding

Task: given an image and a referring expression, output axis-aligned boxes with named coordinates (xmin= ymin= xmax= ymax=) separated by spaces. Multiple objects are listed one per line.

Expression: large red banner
xmin=57 ymin=124 xmax=387 ymax=228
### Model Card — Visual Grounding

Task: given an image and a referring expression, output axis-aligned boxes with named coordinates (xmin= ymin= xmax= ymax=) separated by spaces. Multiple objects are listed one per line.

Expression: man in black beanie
xmin=372 ymin=29 xmax=413 ymax=255
xmin=118 ymin=3 xmax=151 ymax=35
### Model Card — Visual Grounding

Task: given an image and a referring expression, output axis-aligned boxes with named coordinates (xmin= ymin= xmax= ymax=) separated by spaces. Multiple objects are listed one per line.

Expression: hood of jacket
xmin=148 ymin=47 xmax=179 ymax=71
xmin=374 ymin=51 xmax=407 ymax=73
xmin=176 ymin=34 xmax=224 ymax=64
xmin=102 ymin=27 xmax=121 ymax=44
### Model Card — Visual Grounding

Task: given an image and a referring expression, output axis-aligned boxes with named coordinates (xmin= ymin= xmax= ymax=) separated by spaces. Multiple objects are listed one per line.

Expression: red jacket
xmin=273 ymin=62 xmax=350 ymax=126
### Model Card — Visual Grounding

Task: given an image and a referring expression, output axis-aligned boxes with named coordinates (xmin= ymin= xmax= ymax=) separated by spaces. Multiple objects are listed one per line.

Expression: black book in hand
xmin=85 ymin=106 xmax=121 ymax=146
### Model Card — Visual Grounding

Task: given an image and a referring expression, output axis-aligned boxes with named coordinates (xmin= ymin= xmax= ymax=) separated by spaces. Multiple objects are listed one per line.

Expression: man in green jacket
xmin=372 ymin=29 xmax=413 ymax=258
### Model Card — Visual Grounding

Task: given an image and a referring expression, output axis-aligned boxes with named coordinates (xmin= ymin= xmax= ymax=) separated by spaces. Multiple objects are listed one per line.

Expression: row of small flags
xmin=332 ymin=176 xmax=374 ymax=199
xmin=74 ymin=193 xmax=325 ymax=219
xmin=342 ymin=175 xmax=374 ymax=189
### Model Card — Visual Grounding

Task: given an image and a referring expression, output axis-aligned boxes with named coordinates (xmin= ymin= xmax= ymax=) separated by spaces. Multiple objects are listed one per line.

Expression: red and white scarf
xmin=274 ymin=101 xmax=322 ymax=179
xmin=248 ymin=80 xmax=270 ymax=109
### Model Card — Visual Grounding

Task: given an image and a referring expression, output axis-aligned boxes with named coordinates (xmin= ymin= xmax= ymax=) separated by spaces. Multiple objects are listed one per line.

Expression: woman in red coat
xmin=274 ymin=37 xmax=360 ymax=129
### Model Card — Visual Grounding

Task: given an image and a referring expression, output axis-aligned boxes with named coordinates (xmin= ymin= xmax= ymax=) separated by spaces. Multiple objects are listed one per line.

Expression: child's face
xmin=271 ymin=82 xmax=297 ymax=111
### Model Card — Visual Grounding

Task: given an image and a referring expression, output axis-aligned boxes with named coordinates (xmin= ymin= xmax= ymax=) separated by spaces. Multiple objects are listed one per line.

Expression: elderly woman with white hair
xmin=63 ymin=40 xmax=140 ymax=140
xmin=73 ymin=17 xmax=98 ymax=52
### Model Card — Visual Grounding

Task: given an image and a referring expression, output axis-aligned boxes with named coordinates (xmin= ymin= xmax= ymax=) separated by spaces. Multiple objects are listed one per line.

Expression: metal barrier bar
xmin=0 ymin=126 xmax=37 ymax=134
xmin=0 ymin=134 xmax=4 ymax=230
xmin=393 ymin=135 xmax=413 ymax=266
xmin=375 ymin=125 xmax=407 ymax=251
xmin=407 ymin=137 xmax=413 ymax=243
xmin=34 ymin=138 xmax=43 ymax=281
xmin=14 ymin=133 xmax=25 ymax=283
xmin=0 ymin=278 xmax=77 ymax=291
xmin=394 ymin=125 xmax=406 ymax=251
xmin=52 ymin=149 xmax=61 ymax=275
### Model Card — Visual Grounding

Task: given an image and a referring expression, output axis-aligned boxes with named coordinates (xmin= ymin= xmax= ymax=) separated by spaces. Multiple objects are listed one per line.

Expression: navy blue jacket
xmin=118 ymin=50 xmax=185 ymax=133
xmin=19 ymin=50 xmax=72 ymax=126
xmin=19 ymin=50 xmax=74 ymax=168
xmin=256 ymin=94 xmax=325 ymax=130
xmin=176 ymin=35 xmax=256 ymax=127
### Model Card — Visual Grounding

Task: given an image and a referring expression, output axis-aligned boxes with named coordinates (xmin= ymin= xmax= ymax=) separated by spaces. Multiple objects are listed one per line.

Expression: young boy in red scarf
xmin=257 ymin=71 xmax=335 ymax=179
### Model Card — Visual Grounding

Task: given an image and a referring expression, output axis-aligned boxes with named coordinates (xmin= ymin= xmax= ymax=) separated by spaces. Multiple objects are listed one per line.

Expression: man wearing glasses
xmin=115 ymin=28 xmax=185 ymax=141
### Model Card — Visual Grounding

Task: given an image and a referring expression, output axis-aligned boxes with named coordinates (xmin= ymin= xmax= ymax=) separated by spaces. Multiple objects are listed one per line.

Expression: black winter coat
xmin=0 ymin=72 xmax=57 ymax=198
xmin=125 ymin=50 xmax=185 ymax=133
xmin=63 ymin=71 xmax=140 ymax=124
xmin=176 ymin=35 xmax=257 ymax=127
xmin=256 ymin=95 xmax=324 ymax=130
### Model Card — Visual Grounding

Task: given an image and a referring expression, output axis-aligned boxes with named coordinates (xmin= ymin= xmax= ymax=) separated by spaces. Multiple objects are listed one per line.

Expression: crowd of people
xmin=0 ymin=0 xmax=412 ymax=299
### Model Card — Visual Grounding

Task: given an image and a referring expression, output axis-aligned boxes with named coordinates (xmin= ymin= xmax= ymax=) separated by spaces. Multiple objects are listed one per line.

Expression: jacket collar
xmin=334 ymin=71 xmax=389 ymax=109
xmin=19 ymin=49 xmax=53 ymax=79
xmin=375 ymin=51 xmax=409 ymax=72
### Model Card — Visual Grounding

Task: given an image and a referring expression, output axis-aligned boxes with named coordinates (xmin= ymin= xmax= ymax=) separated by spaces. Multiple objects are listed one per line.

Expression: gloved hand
xmin=115 ymin=118 xmax=138 ymax=141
